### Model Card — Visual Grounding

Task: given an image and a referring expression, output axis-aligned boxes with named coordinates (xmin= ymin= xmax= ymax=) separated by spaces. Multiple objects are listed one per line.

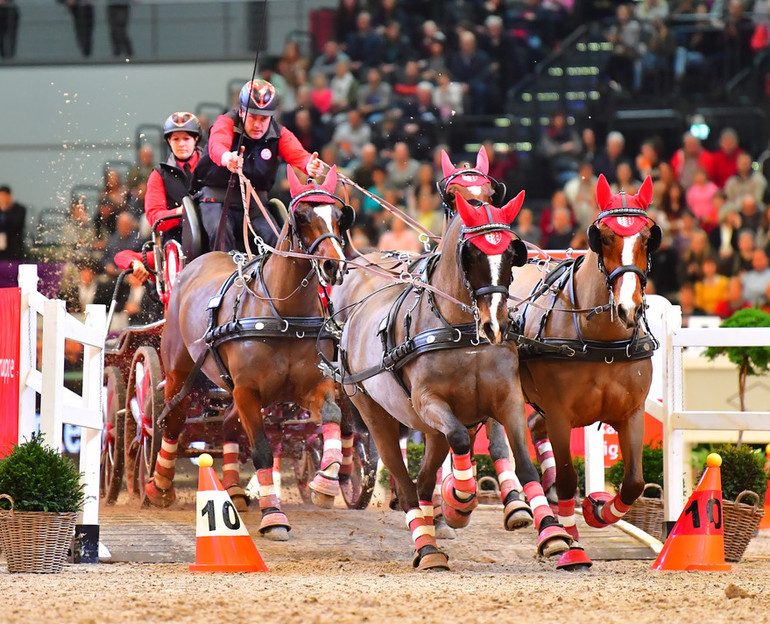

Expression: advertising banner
xmin=0 ymin=287 xmax=20 ymax=457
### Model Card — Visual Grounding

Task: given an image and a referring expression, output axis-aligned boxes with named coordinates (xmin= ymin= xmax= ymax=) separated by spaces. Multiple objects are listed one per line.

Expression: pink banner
xmin=0 ymin=287 xmax=20 ymax=457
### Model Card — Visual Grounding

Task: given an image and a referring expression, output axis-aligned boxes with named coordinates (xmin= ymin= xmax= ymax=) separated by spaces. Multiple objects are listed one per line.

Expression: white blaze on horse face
xmin=487 ymin=253 xmax=505 ymax=335
xmin=618 ymin=233 xmax=640 ymax=314
xmin=313 ymin=204 xmax=345 ymax=259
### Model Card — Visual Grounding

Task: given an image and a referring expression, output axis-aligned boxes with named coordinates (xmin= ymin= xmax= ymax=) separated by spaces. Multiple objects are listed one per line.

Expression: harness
xmin=510 ymin=255 xmax=658 ymax=362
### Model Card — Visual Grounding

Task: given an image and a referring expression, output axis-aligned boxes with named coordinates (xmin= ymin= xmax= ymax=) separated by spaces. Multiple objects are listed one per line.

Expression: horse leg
xmin=547 ymin=418 xmax=593 ymax=570
xmin=354 ymin=394 xmax=448 ymax=571
xmin=528 ymin=410 xmax=557 ymax=503
xmin=307 ymin=385 xmax=343 ymax=508
xmin=583 ymin=408 xmax=645 ymax=528
xmin=233 ymin=385 xmax=290 ymax=541
xmin=494 ymin=404 xmax=572 ymax=558
xmin=145 ymin=363 xmax=189 ymax=507
xmin=486 ymin=419 xmax=533 ymax=531
xmin=337 ymin=390 xmax=356 ymax=502
xmin=415 ymin=432 xmax=450 ymax=542
xmin=221 ymin=403 xmax=249 ymax=512
xmin=389 ymin=430 xmax=409 ymax=510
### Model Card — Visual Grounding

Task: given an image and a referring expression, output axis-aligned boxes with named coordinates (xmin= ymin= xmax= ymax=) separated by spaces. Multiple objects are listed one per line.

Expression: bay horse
xmin=147 ymin=166 xmax=354 ymax=540
xmin=492 ymin=174 xmax=661 ymax=568
xmin=332 ymin=190 xmax=573 ymax=570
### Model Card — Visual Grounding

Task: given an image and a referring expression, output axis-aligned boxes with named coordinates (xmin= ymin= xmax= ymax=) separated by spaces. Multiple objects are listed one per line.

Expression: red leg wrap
xmin=339 ymin=434 xmax=354 ymax=477
xmin=221 ymin=442 xmax=240 ymax=490
xmin=406 ymin=508 xmax=436 ymax=552
xmin=558 ymin=499 xmax=580 ymax=541
xmin=494 ymin=457 xmax=521 ymax=502
xmin=599 ymin=493 xmax=631 ymax=525
xmin=450 ymin=452 xmax=476 ymax=496
xmin=154 ymin=437 xmax=178 ymax=483
xmin=256 ymin=468 xmax=280 ymax=511
xmin=320 ymin=422 xmax=343 ymax=471
xmin=534 ymin=439 xmax=556 ymax=492
xmin=523 ymin=481 xmax=553 ymax=530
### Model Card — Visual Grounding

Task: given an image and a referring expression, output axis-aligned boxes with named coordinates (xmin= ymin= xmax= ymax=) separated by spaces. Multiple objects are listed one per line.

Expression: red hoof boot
xmin=144 ymin=479 xmax=176 ymax=508
xmin=412 ymin=545 xmax=450 ymax=571
xmin=442 ymin=503 xmax=474 ymax=529
xmin=537 ymin=522 xmax=573 ymax=558
xmin=582 ymin=492 xmax=614 ymax=528
xmin=504 ymin=501 xmax=534 ymax=531
xmin=441 ymin=476 xmax=478 ymax=513
xmin=310 ymin=471 xmax=340 ymax=498
xmin=226 ymin=485 xmax=249 ymax=512
xmin=259 ymin=511 xmax=291 ymax=541
xmin=557 ymin=546 xmax=593 ymax=571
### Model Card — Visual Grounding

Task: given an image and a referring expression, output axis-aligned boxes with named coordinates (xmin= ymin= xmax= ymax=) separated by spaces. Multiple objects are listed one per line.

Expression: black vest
xmin=155 ymin=150 xmax=199 ymax=209
xmin=191 ymin=110 xmax=282 ymax=202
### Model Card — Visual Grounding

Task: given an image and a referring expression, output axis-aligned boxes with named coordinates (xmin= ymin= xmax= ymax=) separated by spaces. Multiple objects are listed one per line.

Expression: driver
xmin=191 ymin=79 xmax=324 ymax=251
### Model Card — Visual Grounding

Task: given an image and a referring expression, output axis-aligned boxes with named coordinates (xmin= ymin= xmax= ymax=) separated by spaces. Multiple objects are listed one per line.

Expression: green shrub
xmin=606 ymin=442 xmax=664 ymax=498
xmin=0 ymin=433 xmax=85 ymax=512
xmin=696 ymin=444 xmax=769 ymax=502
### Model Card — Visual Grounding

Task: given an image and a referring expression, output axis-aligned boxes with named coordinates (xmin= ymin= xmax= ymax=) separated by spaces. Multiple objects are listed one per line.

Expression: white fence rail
xmin=17 ymin=265 xmax=105 ymax=528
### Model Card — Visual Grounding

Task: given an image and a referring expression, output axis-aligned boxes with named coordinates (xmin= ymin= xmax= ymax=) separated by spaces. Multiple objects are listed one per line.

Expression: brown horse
xmin=147 ymin=166 xmax=353 ymax=540
xmin=332 ymin=191 xmax=573 ymax=570
xmin=493 ymin=174 xmax=661 ymax=568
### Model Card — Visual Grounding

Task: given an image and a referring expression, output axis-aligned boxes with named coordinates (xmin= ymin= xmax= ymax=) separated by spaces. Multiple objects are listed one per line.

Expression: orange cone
xmin=760 ymin=444 xmax=770 ymax=530
xmin=189 ymin=453 xmax=268 ymax=573
xmin=651 ymin=453 xmax=731 ymax=571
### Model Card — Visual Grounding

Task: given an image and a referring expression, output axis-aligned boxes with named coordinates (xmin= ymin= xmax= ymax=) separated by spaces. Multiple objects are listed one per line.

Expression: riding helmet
xmin=239 ymin=79 xmax=279 ymax=116
xmin=163 ymin=112 xmax=201 ymax=141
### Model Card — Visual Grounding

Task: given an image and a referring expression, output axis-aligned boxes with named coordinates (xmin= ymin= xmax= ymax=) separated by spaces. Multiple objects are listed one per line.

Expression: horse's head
xmin=287 ymin=165 xmax=353 ymax=285
xmin=455 ymin=191 xmax=527 ymax=344
xmin=439 ymin=146 xmax=505 ymax=214
xmin=587 ymin=174 xmax=661 ymax=329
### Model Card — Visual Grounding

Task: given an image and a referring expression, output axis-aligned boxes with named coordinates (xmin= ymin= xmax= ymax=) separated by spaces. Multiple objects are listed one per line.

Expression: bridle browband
xmin=437 ymin=168 xmax=506 ymax=216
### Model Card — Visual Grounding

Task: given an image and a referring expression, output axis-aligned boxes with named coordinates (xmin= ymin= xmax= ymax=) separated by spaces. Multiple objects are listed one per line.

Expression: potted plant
xmin=0 ymin=432 xmax=85 ymax=573
xmin=704 ymin=308 xmax=770 ymax=444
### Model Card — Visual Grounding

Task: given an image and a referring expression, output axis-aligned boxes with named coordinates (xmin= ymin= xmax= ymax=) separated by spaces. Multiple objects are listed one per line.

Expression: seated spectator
xmin=393 ymin=60 xmax=422 ymax=110
xmin=58 ymin=257 xmax=100 ymax=316
xmin=335 ymin=0 xmax=361 ymax=44
xmin=126 ymin=145 xmax=155 ymax=194
xmin=352 ymin=142 xmax=380 ymax=191
xmin=719 ymin=228 xmax=757 ymax=277
xmin=678 ymin=281 xmax=707 ymax=327
xmin=564 ymin=160 xmax=598 ymax=231
xmin=680 ymin=228 xmax=713 ymax=284
xmin=654 ymin=161 xmax=675 ymax=208
xmin=309 ymin=72 xmax=333 ymax=120
xmin=635 ymin=136 xmax=665 ymax=186
xmin=346 ymin=11 xmax=383 ymax=72
xmin=538 ymin=109 xmax=582 ymax=187
xmin=603 ymin=3 xmax=644 ymax=92
xmin=660 ymin=181 xmax=688 ymax=234
xmin=422 ymin=38 xmax=449 ymax=83
xmin=385 ymin=142 xmax=420 ymax=203
xmin=0 ymin=184 xmax=26 ymax=261
xmin=724 ymin=153 xmax=767 ymax=212
xmin=380 ymin=20 xmax=412 ymax=80
xmin=513 ymin=207 xmax=541 ymax=248
xmin=310 ymin=40 xmax=350 ymax=81
xmin=95 ymin=168 xmax=128 ymax=238
xmin=685 ymin=165 xmax=719 ymax=231
xmin=417 ymin=20 xmax=446 ymax=61
xmin=332 ymin=109 xmax=372 ymax=167
xmin=433 ymin=71 xmax=464 ymax=121
xmin=447 ymin=30 xmax=496 ymax=115
xmin=479 ymin=14 xmax=527 ymax=98
xmin=736 ymin=193 xmax=763 ymax=233
xmin=377 ymin=213 xmax=422 ymax=254
xmin=670 ymin=131 xmax=713 ymax=191
xmin=277 ymin=40 xmax=309 ymax=93
xmin=741 ymin=248 xmax=770 ymax=306
xmin=288 ymin=108 xmax=326 ymax=155
xmin=399 ymin=82 xmax=441 ymax=162
xmin=542 ymin=205 xmax=576 ymax=249
xmin=711 ymin=127 xmax=745 ymax=188
xmin=100 ymin=211 xmax=143 ymax=281
xmin=612 ymin=161 xmax=640 ymax=194
xmin=593 ymin=131 xmax=631 ymax=186
xmin=714 ymin=276 xmax=752 ymax=319
xmin=329 ymin=58 xmax=358 ymax=117
xmin=758 ymin=281 xmax=770 ymax=314
xmin=58 ymin=196 xmax=99 ymax=262
xmin=648 ymin=228 xmax=681 ymax=298
xmin=695 ymin=256 xmax=728 ymax=315
xmin=539 ymin=189 xmax=575 ymax=243
xmin=406 ymin=163 xmax=441 ymax=234
xmin=360 ymin=164 xmax=388 ymax=240
xmin=357 ymin=67 xmax=392 ymax=124
xmin=580 ymin=127 xmax=599 ymax=165
xmin=372 ymin=0 xmax=407 ymax=30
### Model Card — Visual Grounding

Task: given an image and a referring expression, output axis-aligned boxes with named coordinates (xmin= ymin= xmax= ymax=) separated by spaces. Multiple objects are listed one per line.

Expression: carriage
xmin=98 ymin=196 xmax=378 ymax=511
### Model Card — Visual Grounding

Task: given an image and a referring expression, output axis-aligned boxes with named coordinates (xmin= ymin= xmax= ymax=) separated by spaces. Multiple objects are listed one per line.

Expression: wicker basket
xmin=477 ymin=476 xmax=502 ymax=505
xmin=723 ymin=490 xmax=765 ymax=563
xmin=623 ymin=483 xmax=664 ymax=542
xmin=0 ymin=494 xmax=77 ymax=573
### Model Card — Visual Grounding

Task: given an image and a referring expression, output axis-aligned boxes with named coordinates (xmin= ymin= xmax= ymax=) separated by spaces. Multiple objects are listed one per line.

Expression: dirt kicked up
xmin=2 ymin=503 xmax=769 ymax=624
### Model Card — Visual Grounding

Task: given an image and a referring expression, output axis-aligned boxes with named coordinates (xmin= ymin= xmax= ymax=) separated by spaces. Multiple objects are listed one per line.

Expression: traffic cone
xmin=189 ymin=453 xmax=268 ymax=573
xmin=651 ymin=453 xmax=731 ymax=571
xmin=760 ymin=444 xmax=770 ymax=530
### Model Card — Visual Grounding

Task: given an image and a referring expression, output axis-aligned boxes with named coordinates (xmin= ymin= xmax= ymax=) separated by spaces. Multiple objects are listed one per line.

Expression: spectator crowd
xmin=3 ymin=0 xmax=770 ymax=329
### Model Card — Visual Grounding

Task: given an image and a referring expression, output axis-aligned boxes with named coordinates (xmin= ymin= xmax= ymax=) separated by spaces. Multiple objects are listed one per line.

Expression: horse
xmin=332 ymin=190 xmax=573 ymax=570
xmin=146 ymin=165 xmax=355 ymax=540
xmin=490 ymin=174 xmax=661 ymax=568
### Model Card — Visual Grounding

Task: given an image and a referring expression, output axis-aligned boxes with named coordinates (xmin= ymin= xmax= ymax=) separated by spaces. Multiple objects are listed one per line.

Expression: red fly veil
xmin=287 ymin=165 xmax=339 ymax=205
xmin=595 ymin=174 xmax=654 ymax=236
xmin=441 ymin=145 xmax=491 ymax=188
xmin=456 ymin=191 xmax=525 ymax=255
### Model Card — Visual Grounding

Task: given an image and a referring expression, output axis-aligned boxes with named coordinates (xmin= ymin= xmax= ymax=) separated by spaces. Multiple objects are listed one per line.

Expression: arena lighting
xmin=690 ymin=114 xmax=710 ymax=140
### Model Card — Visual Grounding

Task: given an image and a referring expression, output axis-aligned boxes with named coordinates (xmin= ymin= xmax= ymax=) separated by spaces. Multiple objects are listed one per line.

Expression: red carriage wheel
xmin=100 ymin=366 xmax=126 ymax=504
xmin=124 ymin=347 xmax=164 ymax=505
xmin=293 ymin=442 xmax=321 ymax=504
xmin=340 ymin=429 xmax=378 ymax=510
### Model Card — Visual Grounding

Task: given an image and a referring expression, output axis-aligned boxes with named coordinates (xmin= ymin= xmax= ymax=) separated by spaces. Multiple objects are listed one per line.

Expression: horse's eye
xmin=294 ymin=211 xmax=309 ymax=224
xmin=601 ymin=236 xmax=611 ymax=246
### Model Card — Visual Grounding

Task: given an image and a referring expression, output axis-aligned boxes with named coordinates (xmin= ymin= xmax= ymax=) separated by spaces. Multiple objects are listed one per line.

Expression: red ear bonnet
xmin=595 ymin=174 xmax=654 ymax=236
xmin=288 ymin=165 xmax=339 ymax=205
xmin=456 ymin=190 xmax=525 ymax=255
xmin=441 ymin=147 xmax=490 ymax=188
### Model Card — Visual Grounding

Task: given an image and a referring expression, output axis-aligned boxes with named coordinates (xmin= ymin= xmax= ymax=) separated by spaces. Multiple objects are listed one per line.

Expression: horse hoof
xmin=537 ymin=524 xmax=573 ymax=558
xmin=144 ymin=480 xmax=176 ymax=508
xmin=310 ymin=489 xmax=336 ymax=509
xmin=310 ymin=473 xmax=340 ymax=498
xmin=262 ymin=526 xmax=290 ymax=542
xmin=226 ymin=485 xmax=249 ymax=512
xmin=582 ymin=492 xmax=614 ymax=528
xmin=442 ymin=504 xmax=473 ymax=529
xmin=412 ymin=545 xmax=450 ymax=571
xmin=504 ymin=507 xmax=534 ymax=531
xmin=557 ymin=547 xmax=593 ymax=571
xmin=434 ymin=516 xmax=457 ymax=540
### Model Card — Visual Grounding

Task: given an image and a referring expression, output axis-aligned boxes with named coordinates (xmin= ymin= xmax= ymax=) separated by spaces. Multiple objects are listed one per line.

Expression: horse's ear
xmin=287 ymin=166 xmax=303 ymax=198
xmin=501 ymin=190 xmax=525 ymax=224
xmin=637 ymin=175 xmax=653 ymax=209
xmin=441 ymin=150 xmax=455 ymax=179
xmin=322 ymin=165 xmax=338 ymax=194
xmin=455 ymin=191 xmax=475 ymax=225
xmin=476 ymin=145 xmax=490 ymax=175
xmin=596 ymin=174 xmax=611 ymax=210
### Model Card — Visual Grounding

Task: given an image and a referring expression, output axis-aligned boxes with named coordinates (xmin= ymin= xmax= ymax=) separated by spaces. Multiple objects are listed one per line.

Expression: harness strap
xmin=157 ymin=348 xmax=210 ymax=427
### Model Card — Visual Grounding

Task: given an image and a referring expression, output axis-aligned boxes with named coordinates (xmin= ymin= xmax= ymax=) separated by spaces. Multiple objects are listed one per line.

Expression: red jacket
xmin=670 ymin=148 xmax=714 ymax=184
xmin=144 ymin=151 xmax=200 ymax=231
xmin=710 ymin=148 xmax=745 ymax=188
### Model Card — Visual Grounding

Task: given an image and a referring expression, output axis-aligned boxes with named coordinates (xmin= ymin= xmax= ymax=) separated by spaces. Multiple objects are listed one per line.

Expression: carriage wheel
xmin=293 ymin=442 xmax=321 ymax=504
xmin=100 ymin=366 xmax=125 ymax=504
xmin=124 ymin=347 xmax=164 ymax=505
xmin=341 ymin=428 xmax=379 ymax=510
